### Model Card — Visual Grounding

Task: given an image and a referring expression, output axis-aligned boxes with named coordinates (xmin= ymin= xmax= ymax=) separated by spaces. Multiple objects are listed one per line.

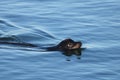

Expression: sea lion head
xmin=57 ymin=38 xmax=82 ymax=50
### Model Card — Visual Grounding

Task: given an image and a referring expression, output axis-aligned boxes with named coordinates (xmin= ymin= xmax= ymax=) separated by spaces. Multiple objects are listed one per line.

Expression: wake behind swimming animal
xmin=0 ymin=38 xmax=83 ymax=61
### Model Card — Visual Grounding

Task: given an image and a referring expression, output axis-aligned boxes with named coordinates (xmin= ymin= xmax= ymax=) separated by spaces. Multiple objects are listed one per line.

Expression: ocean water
xmin=0 ymin=0 xmax=120 ymax=80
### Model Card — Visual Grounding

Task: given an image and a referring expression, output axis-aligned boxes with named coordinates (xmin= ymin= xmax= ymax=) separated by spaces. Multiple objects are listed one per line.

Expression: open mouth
xmin=70 ymin=42 xmax=80 ymax=49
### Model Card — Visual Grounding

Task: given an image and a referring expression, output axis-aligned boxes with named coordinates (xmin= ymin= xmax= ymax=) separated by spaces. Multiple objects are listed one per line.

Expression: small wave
xmin=0 ymin=19 xmax=17 ymax=28
xmin=0 ymin=46 xmax=46 ymax=52
xmin=0 ymin=19 xmax=56 ymax=41
xmin=0 ymin=19 xmax=21 ymax=36
xmin=31 ymin=27 xmax=56 ymax=39
xmin=0 ymin=19 xmax=57 ymax=51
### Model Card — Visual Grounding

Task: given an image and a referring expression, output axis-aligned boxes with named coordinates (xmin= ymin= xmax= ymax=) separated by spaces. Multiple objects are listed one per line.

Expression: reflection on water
xmin=62 ymin=48 xmax=85 ymax=61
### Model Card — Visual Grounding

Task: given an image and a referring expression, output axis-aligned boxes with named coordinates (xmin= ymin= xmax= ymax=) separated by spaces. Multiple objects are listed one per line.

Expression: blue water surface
xmin=0 ymin=0 xmax=120 ymax=80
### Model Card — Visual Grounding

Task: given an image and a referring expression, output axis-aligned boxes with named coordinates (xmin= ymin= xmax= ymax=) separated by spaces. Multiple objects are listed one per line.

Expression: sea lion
xmin=0 ymin=38 xmax=83 ymax=61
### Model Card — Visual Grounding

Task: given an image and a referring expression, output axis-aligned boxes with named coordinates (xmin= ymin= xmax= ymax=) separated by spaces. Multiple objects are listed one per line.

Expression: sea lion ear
xmin=64 ymin=38 xmax=72 ymax=41
xmin=57 ymin=38 xmax=74 ymax=48
xmin=63 ymin=38 xmax=74 ymax=43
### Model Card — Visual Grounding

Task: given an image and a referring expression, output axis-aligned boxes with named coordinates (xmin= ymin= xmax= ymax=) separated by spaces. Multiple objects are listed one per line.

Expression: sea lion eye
xmin=67 ymin=43 xmax=73 ymax=47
